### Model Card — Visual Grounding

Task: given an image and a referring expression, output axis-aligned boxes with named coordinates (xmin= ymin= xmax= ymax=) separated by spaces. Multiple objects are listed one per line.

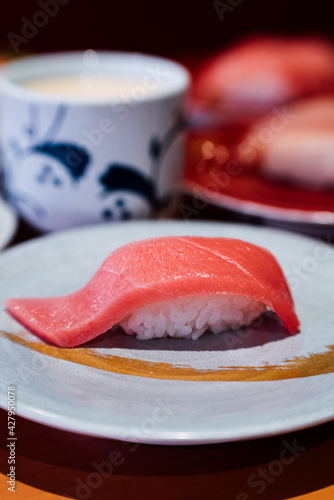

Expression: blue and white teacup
xmin=0 ymin=51 xmax=190 ymax=231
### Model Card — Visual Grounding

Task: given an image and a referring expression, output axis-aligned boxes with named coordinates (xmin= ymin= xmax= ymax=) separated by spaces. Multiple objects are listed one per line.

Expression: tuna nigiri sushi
xmin=5 ymin=236 xmax=300 ymax=347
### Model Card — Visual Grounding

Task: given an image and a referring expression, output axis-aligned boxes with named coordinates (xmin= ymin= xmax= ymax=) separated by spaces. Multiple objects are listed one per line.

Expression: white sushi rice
xmin=119 ymin=295 xmax=267 ymax=340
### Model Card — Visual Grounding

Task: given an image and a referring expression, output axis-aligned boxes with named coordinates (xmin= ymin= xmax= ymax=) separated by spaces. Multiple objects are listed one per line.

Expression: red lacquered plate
xmin=183 ymin=131 xmax=334 ymax=230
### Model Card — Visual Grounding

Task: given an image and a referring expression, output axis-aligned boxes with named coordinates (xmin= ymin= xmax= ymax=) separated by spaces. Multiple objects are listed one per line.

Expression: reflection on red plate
xmin=184 ymin=130 xmax=334 ymax=225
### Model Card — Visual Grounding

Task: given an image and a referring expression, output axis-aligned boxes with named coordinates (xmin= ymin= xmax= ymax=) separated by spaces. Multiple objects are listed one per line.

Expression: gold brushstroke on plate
xmin=2 ymin=331 xmax=334 ymax=381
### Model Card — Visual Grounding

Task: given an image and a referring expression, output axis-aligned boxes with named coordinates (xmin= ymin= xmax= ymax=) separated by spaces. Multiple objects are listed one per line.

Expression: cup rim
xmin=0 ymin=50 xmax=191 ymax=105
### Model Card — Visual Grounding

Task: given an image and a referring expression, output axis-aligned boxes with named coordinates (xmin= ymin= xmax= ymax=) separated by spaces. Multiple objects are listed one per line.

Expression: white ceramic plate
xmin=0 ymin=220 xmax=334 ymax=445
xmin=0 ymin=196 xmax=17 ymax=250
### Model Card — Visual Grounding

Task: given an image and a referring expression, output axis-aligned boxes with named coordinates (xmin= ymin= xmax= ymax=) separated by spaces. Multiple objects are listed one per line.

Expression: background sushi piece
xmin=189 ymin=36 xmax=334 ymax=126
xmin=235 ymin=96 xmax=334 ymax=189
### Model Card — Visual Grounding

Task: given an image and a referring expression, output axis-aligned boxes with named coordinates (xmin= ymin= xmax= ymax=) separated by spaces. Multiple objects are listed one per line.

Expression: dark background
xmin=1 ymin=0 xmax=334 ymax=59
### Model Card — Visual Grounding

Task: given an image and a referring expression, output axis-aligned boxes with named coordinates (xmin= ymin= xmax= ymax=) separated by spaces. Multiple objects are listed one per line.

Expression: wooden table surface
xmin=1 ymin=215 xmax=334 ymax=500
xmin=1 ymin=410 xmax=334 ymax=500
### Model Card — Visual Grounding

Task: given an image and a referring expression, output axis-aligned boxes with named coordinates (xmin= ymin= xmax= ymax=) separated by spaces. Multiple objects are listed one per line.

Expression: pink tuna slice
xmin=5 ymin=236 xmax=300 ymax=347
